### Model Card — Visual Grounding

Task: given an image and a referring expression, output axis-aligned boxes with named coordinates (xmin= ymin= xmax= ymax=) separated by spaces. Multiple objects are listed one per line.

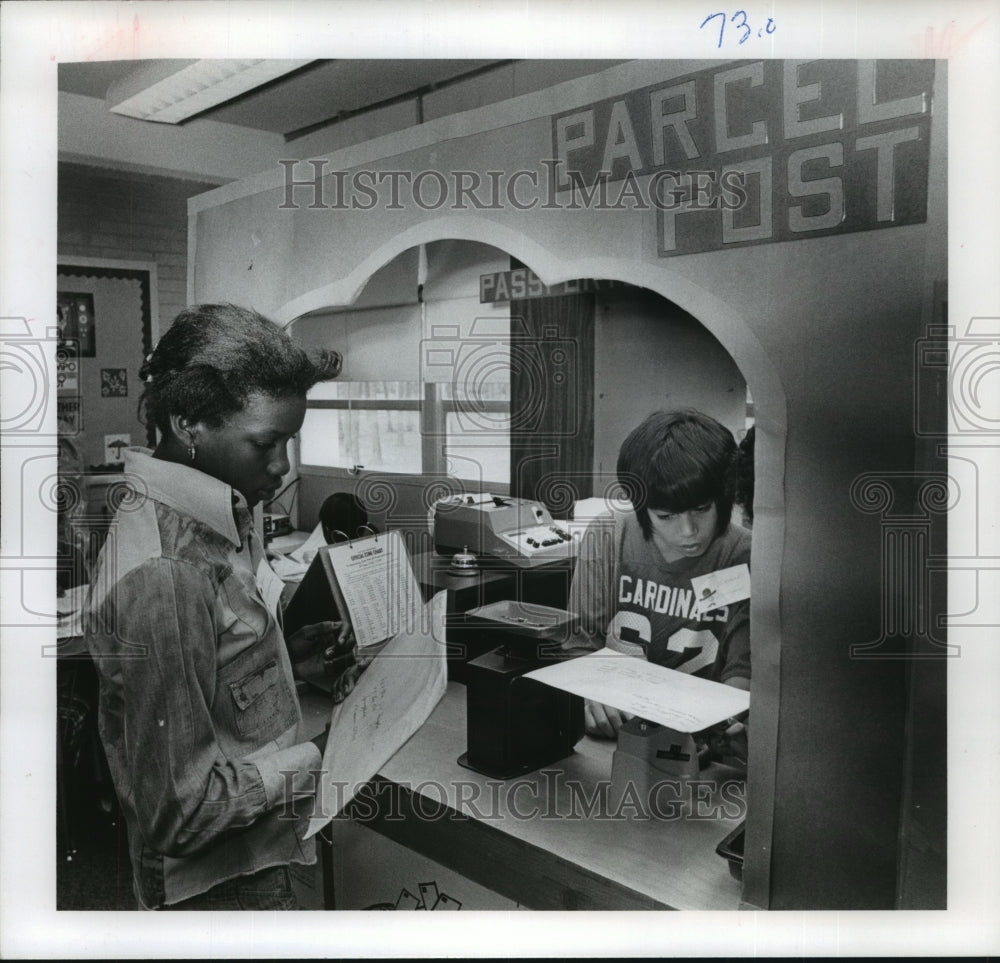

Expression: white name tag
xmin=255 ymin=558 xmax=286 ymax=618
xmin=690 ymin=563 xmax=751 ymax=618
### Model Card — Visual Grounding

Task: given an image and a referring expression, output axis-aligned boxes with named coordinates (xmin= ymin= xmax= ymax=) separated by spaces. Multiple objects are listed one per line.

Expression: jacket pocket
xmin=230 ymin=659 xmax=283 ymax=736
xmin=216 ymin=647 xmax=299 ymax=751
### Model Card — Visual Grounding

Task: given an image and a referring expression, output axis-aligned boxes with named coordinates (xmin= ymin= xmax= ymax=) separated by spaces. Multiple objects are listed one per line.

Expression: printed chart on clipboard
xmin=321 ymin=530 xmax=422 ymax=649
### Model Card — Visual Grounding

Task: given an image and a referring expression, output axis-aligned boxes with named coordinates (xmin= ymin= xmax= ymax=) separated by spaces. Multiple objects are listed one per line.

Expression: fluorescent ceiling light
xmin=107 ymin=59 xmax=314 ymax=124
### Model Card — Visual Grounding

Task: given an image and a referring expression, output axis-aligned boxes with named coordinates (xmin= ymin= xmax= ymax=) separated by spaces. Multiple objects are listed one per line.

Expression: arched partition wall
xmin=189 ymin=53 xmax=946 ymax=913
xmin=282 ymin=229 xmax=786 ymax=911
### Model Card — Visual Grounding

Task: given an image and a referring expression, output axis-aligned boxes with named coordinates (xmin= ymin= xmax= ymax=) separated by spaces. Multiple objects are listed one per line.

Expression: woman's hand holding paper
xmin=287 ymin=619 xmax=363 ymax=702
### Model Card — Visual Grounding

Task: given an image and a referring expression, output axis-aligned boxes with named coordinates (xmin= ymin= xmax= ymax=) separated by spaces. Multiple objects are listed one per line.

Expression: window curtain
xmin=508 ymin=274 xmax=596 ymax=518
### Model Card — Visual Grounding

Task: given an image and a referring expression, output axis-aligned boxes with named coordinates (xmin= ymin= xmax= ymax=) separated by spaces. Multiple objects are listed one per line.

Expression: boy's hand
xmin=584 ymin=699 xmax=633 ymax=739
xmin=703 ymin=717 xmax=749 ymax=770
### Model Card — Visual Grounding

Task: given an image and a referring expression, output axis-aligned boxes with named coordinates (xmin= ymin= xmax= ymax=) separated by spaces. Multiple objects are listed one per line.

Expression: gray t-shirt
xmin=567 ymin=511 xmax=751 ymax=684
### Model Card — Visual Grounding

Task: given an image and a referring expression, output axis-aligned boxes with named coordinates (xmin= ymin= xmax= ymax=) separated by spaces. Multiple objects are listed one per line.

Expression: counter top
xmin=300 ymin=681 xmax=744 ymax=911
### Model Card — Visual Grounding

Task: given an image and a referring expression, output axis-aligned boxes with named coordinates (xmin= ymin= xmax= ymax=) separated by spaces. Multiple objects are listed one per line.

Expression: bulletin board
xmin=56 ymin=263 xmax=157 ymax=465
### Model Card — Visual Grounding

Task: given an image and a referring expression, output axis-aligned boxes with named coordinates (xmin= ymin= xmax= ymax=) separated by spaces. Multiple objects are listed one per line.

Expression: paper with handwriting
xmin=306 ymin=590 xmax=447 ymax=837
xmin=525 ymin=647 xmax=749 ymax=732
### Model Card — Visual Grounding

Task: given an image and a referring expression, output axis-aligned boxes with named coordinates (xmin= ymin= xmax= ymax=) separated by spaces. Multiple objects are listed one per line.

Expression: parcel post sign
xmin=550 ymin=60 xmax=935 ymax=257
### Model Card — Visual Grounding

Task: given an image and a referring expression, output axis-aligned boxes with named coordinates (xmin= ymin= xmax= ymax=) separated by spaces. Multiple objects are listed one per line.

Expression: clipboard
xmin=282 ymin=529 xmax=419 ymax=650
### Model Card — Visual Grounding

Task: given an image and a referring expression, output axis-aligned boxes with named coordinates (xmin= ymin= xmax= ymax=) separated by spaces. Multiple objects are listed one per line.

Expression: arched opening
xmin=281 ymin=232 xmax=786 ymax=908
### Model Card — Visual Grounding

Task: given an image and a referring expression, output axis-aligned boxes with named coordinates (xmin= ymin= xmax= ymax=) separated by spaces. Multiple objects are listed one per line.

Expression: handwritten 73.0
xmin=700 ymin=11 xmax=776 ymax=48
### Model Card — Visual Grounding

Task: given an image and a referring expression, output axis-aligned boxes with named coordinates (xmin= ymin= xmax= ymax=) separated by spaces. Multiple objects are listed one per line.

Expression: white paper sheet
xmin=267 ymin=554 xmax=309 ymax=582
xmin=265 ymin=524 xmax=327 ymax=582
xmin=305 ymin=590 xmax=448 ymax=837
xmin=524 ymin=647 xmax=749 ymax=732
xmin=56 ymin=611 xmax=84 ymax=640
xmin=55 ymin=584 xmax=88 ymax=616
xmin=288 ymin=523 xmax=326 ymax=565
xmin=56 ymin=584 xmax=88 ymax=639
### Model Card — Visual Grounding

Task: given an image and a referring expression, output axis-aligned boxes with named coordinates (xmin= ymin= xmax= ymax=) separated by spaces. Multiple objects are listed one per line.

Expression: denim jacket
xmin=85 ymin=449 xmax=321 ymax=907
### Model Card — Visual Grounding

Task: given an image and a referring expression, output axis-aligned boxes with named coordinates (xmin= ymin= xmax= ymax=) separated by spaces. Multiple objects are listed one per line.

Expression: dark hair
xmin=616 ymin=408 xmax=737 ymax=540
xmin=735 ymin=425 xmax=755 ymax=525
xmin=319 ymin=492 xmax=374 ymax=542
xmin=139 ymin=303 xmax=341 ymax=434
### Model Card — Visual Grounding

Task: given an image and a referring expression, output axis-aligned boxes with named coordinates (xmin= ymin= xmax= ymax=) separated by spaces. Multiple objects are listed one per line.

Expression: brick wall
xmin=58 ymin=162 xmax=217 ymax=326
xmin=57 ymin=162 xmax=218 ymax=465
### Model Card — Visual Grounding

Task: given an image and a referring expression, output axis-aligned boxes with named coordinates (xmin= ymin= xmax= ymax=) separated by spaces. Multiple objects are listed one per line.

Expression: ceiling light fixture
xmin=106 ymin=59 xmax=314 ymax=124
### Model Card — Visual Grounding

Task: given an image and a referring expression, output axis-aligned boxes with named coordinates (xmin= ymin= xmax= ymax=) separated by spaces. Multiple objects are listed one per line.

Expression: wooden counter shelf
xmin=301 ymin=682 xmax=745 ymax=911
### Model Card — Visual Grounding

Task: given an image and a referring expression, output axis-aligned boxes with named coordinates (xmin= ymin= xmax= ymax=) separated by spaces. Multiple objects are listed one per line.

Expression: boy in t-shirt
xmin=567 ymin=409 xmax=751 ymax=739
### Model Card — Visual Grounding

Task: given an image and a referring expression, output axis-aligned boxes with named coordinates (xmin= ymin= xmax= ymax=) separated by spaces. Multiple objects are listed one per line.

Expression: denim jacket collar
xmin=123 ymin=447 xmax=247 ymax=548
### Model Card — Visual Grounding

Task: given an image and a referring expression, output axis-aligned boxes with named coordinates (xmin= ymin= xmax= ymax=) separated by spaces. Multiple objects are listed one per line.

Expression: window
xmin=299 ymin=379 xmax=511 ymax=484
xmin=441 ymin=379 xmax=511 ymax=485
xmin=300 ymin=381 xmax=423 ymax=474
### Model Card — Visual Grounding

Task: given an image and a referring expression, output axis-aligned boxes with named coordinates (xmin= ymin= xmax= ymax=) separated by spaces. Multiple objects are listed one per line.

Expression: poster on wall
xmin=56 ymin=397 xmax=81 ymax=434
xmin=102 ymin=433 xmax=130 ymax=464
xmin=55 ymin=344 xmax=78 ymax=391
xmin=100 ymin=368 xmax=127 ymax=397
xmin=56 ymin=291 xmax=96 ymax=357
